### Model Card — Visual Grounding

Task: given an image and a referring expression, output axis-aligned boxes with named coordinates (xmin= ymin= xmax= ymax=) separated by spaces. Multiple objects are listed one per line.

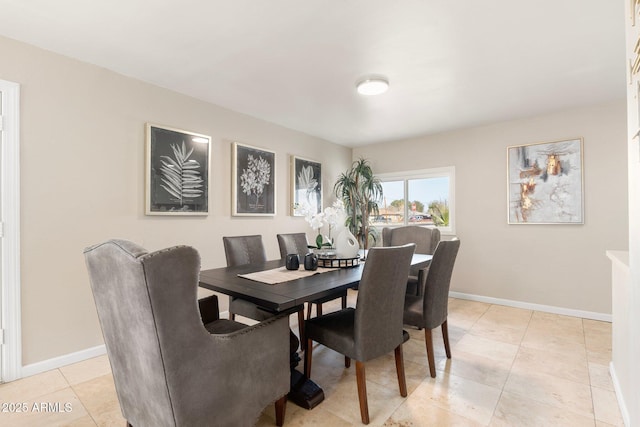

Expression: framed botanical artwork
xmin=145 ymin=123 xmax=210 ymax=215
xmin=290 ymin=155 xmax=322 ymax=216
xmin=507 ymin=138 xmax=584 ymax=224
xmin=232 ymin=142 xmax=276 ymax=216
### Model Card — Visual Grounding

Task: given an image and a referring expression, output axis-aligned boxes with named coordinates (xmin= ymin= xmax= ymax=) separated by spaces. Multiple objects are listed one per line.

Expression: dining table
xmin=198 ymin=252 xmax=432 ymax=409
xmin=199 ymin=253 xmax=432 ymax=314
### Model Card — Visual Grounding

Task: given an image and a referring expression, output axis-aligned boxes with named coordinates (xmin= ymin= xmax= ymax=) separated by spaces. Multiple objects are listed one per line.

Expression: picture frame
xmin=145 ymin=123 xmax=210 ymax=216
xmin=290 ymin=155 xmax=322 ymax=216
xmin=507 ymin=138 xmax=584 ymax=224
xmin=232 ymin=142 xmax=276 ymax=216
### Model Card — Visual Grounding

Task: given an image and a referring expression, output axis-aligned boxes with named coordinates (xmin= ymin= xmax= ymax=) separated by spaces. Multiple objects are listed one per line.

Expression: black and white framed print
xmin=291 ymin=155 xmax=322 ymax=216
xmin=232 ymin=142 xmax=276 ymax=216
xmin=145 ymin=123 xmax=210 ymax=215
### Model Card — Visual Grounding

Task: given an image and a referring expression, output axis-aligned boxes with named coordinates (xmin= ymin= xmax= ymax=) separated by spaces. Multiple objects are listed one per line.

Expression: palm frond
xmin=159 ymin=141 xmax=204 ymax=205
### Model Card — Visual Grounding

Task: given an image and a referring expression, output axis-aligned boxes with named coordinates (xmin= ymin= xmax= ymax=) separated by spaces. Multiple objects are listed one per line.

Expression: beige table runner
xmin=238 ymin=266 xmax=337 ymax=285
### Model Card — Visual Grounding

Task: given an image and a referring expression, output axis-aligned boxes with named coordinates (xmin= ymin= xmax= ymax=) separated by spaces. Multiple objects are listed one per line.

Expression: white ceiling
xmin=0 ymin=0 xmax=626 ymax=147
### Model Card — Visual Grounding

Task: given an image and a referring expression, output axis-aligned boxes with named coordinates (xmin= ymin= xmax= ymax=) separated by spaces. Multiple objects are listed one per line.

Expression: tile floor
xmin=0 ymin=294 xmax=624 ymax=426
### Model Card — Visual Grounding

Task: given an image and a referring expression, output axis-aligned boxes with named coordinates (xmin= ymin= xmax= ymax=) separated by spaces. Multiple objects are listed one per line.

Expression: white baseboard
xmin=449 ymin=291 xmax=612 ymax=322
xmin=610 ymin=362 xmax=631 ymax=427
xmin=20 ymin=344 xmax=106 ymax=379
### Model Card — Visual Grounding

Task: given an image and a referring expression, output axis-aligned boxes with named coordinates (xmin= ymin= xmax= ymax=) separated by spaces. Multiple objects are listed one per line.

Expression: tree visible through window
xmin=372 ymin=167 xmax=454 ymax=234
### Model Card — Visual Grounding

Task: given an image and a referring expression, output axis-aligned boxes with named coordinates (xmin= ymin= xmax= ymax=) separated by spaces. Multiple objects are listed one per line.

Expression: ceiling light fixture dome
xmin=356 ymin=75 xmax=389 ymax=96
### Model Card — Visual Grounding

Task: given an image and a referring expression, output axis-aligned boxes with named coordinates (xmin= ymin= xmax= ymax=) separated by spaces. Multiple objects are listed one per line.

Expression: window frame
xmin=376 ymin=166 xmax=455 ymax=235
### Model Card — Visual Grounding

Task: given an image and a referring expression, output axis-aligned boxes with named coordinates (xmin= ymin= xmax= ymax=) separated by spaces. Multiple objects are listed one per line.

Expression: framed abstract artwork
xmin=145 ymin=123 xmax=210 ymax=215
xmin=507 ymin=138 xmax=584 ymax=224
xmin=290 ymin=155 xmax=322 ymax=216
xmin=232 ymin=142 xmax=276 ymax=216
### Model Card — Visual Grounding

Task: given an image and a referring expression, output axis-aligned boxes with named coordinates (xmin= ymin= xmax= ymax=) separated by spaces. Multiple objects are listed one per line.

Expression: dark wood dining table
xmin=198 ymin=253 xmax=432 ymax=314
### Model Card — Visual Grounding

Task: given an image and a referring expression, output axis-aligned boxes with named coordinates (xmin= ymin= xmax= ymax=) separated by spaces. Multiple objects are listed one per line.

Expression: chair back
xmin=354 ymin=243 xmax=415 ymax=361
xmin=422 ymin=239 xmax=461 ymax=329
xmin=277 ymin=233 xmax=309 ymax=259
xmin=84 ymin=240 xmax=201 ymax=426
xmin=382 ymin=226 xmax=441 ymax=254
xmin=382 ymin=226 xmax=441 ymax=276
xmin=223 ymin=235 xmax=267 ymax=266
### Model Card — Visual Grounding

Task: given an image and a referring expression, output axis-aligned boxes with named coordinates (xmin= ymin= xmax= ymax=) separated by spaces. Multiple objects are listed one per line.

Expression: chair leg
xmin=304 ymin=338 xmax=313 ymax=378
xmin=394 ymin=344 xmax=408 ymax=397
xmin=298 ymin=309 xmax=306 ymax=351
xmin=306 ymin=302 xmax=312 ymax=319
xmin=345 ymin=356 xmax=351 ymax=368
xmin=317 ymin=303 xmax=323 ymax=316
xmin=355 ymin=361 xmax=370 ymax=424
xmin=341 ymin=295 xmax=347 ymax=309
xmin=275 ymin=395 xmax=287 ymax=427
xmin=424 ymin=328 xmax=436 ymax=378
xmin=230 ymin=312 xmax=236 ymax=321
xmin=442 ymin=320 xmax=451 ymax=359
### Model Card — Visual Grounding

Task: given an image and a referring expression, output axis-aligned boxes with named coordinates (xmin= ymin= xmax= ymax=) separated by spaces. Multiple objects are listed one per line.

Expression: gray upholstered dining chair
xmin=84 ymin=239 xmax=289 ymax=427
xmin=304 ymin=243 xmax=416 ymax=424
xmin=224 ymin=235 xmax=305 ymax=340
xmin=383 ymin=226 xmax=441 ymax=296
xmin=403 ymin=238 xmax=461 ymax=378
xmin=277 ymin=233 xmax=348 ymax=319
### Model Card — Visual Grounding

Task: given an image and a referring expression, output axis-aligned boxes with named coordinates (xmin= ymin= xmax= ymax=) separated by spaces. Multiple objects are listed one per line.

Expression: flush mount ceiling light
xmin=356 ymin=75 xmax=389 ymax=96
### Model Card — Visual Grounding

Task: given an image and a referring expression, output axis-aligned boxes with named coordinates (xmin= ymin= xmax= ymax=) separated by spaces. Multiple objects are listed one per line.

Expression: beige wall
xmin=355 ymin=101 xmax=628 ymax=315
xmin=0 ymin=35 xmax=352 ymax=365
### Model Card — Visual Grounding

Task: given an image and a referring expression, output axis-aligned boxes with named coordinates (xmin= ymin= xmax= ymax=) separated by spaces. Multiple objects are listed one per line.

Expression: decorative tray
xmin=317 ymin=255 xmax=360 ymax=268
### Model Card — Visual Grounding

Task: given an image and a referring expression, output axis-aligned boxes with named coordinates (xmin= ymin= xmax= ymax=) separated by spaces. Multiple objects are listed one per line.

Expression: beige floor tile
xmin=583 ymin=320 xmax=612 ymax=366
xmin=61 ymin=414 xmax=98 ymax=426
xmin=511 ymin=345 xmax=590 ymax=385
xmin=470 ymin=305 xmax=532 ymax=345
xmin=447 ymin=299 xmax=490 ymax=330
xmin=587 ymin=347 xmax=612 ymax=366
xmin=402 ymin=329 xmax=451 ymax=369
xmin=454 ymin=333 xmax=519 ymax=365
xmin=527 ymin=311 xmax=585 ymax=345
xmin=592 ymin=386 xmax=625 ymax=426
xmin=584 ymin=319 xmax=612 ymax=335
xmin=437 ymin=349 xmax=511 ymax=389
xmin=490 ymin=391 xmax=596 ymax=427
xmin=504 ymin=369 xmax=594 ymax=418
xmin=0 ymin=369 xmax=70 ymax=402
xmin=521 ymin=323 xmax=587 ymax=356
xmin=413 ymin=372 xmax=502 ymax=425
xmin=365 ymin=355 xmax=428 ymax=395
xmin=0 ymin=387 xmax=88 ymax=427
xmin=320 ymin=375 xmax=408 ymax=426
xmin=72 ymin=374 xmax=125 ymax=427
xmin=589 ymin=363 xmax=614 ymax=391
xmin=60 ymin=355 xmax=112 ymax=386
xmin=257 ymin=401 xmax=352 ymax=427
xmin=385 ymin=393 xmax=485 ymax=427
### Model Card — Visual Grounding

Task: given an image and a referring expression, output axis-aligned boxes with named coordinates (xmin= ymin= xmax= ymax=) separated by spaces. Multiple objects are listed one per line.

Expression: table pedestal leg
xmin=288 ymin=330 xmax=324 ymax=409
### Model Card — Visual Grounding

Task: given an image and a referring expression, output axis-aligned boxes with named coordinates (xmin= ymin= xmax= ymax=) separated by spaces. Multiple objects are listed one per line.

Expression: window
xmin=372 ymin=166 xmax=455 ymax=235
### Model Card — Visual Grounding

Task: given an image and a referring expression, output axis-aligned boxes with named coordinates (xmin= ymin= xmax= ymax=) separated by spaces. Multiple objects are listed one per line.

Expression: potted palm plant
xmin=333 ymin=158 xmax=383 ymax=253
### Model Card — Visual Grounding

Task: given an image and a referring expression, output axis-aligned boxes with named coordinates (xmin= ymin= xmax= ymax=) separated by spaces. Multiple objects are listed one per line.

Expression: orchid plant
xmin=295 ymin=200 xmax=345 ymax=249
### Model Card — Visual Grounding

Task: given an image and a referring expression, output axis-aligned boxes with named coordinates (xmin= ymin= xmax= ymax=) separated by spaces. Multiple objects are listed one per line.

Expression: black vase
xmin=286 ymin=254 xmax=300 ymax=270
xmin=304 ymin=253 xmax=318 ymax=271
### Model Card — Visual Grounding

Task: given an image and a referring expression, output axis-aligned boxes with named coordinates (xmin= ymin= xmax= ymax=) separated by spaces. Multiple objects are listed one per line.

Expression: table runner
xmin=238 ymin=266 xmax=337 ymax=285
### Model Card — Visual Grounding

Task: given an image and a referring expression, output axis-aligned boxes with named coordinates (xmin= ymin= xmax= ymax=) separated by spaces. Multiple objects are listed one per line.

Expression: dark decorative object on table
xmin=286 ymin=254 xmax=300 ymax=270
xmin=304 ymin=253 xmax=318 ymax=271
